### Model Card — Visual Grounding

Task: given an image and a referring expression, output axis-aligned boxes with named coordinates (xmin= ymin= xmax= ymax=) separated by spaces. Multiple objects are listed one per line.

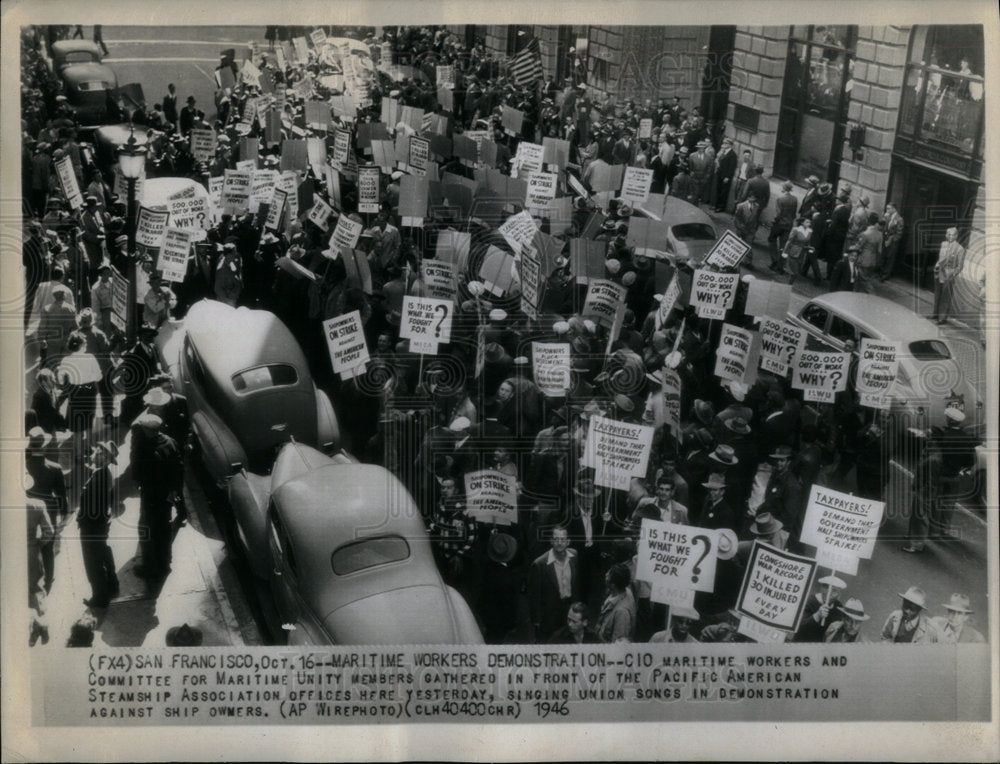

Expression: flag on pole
xmin=509 ymin=38 xmax=543 ymax=86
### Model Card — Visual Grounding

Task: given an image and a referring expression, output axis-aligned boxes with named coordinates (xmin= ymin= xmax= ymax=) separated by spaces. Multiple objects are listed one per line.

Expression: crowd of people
xmin=20 ymin=25 xmax=983 ymax=647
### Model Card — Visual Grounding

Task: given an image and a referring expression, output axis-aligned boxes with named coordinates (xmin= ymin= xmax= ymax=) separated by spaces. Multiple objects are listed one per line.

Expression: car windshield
xmin=232 ymin=364 xmax=298 ymax=393
xmin=78 ymin=81 xmax=109 ymax=92
xmin=65 ymin=52 xmax=98 ymax=64
xmin=672 ymin=223 xmax=716 ymax=241
xmin=908 ymin=339 xmax=951 ymax=360
xmin=332 ymin=536 xmax=410 ymax=575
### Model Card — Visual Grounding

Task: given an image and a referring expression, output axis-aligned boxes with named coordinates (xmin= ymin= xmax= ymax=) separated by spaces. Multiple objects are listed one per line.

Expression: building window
xmin=774 ymin=25 xmax=857 ymax=183
xmin=898 ymin=26 xmax=984 ymax=159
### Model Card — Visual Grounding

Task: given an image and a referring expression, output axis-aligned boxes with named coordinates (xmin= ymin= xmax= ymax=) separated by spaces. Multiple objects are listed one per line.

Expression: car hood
xmin=320 ymin=585 xmax=483 ymax=644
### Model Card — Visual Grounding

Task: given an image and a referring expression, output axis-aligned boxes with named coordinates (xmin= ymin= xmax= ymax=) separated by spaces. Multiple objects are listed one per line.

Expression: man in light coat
xmin=931 ymin=227 xmax=966 ymax=324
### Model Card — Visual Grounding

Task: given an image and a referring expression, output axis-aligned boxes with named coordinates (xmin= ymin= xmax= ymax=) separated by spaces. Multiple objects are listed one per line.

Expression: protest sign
xmin=620 ymin=166 xmax=654 ymax=205
xmin=541 ymin=137 xmax=570 ymax=170
xmin=519 ymin=247 xmax=541 ymax=320
xmin=423 ymin=114 xmax=449 ymax=137
xmin=250 ymin=169 xmax=278 ymax=209
xmin=341 ymin=248 xmax=372 ymax=294
xmin=135 ymin=206 xmax=169 ymax=248
xmin=478 ymin=138 xmax=497 ymax=169
xmin=745 ymin=278 xmax=792 ymax=319
xmin=222 ymin=168 xmax=251 ymax=212
xmin=656 ymin=273 xmax=683 ymax=328
xmin=571 ymin=238 xmax=607 ymax=285
xmin=857 ymin=339 xmax=899 ymax=409
xmin=400 ymin=105 xmax=425 ymax=133
xmin=498 ymin=210 xmax=537 ymax=252
xmin=478 ymin=246 xmax=516 ymax=295
xmin=800 ymin=484 xmax=885 ymax=574
xmin=525 ymin=172 xmax=558 ymax=208
xmin=306 ymin=137 xmax=327 ymax=171
xmin=452 ymin=134 xmax=478 ymax=166
xmin=277 ymin=171 xmax=299 ymax=223
xmin=307 ymin=195 xmax=333 ymax=231
xmin=420 ymin=260 xmax=457 ymax=303
xmin=401 ymin=296 xmax=453 ymax=354
xmin=54 ymin=156 xmax=83 ymax=209
xmin=371 ymin=139 xmax=396 ymax=172
xmin=332 ymin=128 xmax=352 ymax=168
xmin=166 ymin=196 xmax=209 ymax=240
xmin=304 ymin=100 xmax=331 ymax=130
xmin=280 ymin=139 xmax=308 ymax=172
xmin=408 ymin=136 xmax=430 ymax=176
xmin=637 ymin=520 xmax=719 ymax=604
xmin=330 ymin=214 xmax=363 ymax=254
xmin=588 ymin=163 xmax=625 ymax=193
xmin=308 ymin=27 xmax=326 ymax=48
xmin=241 ymin=96 xmax=259 ymax=128
xmin=264 ymin=108 xmax=282 ymax=147
xmin=264 ymin=188 xmax=286 ymax=231
xmin=381 ymin=97 xmax=400 ymax=130
xmin=322 ymin=310 xmax=370 ymax=379
xmin=239 ymin=137 xmax=259 ymax=165
xmin=582 ymin=279 xmax=627 ymax=329
xmin=235 ymin=159 xmax=256 ymax=172
xmin=435 ymin=229 xmax=471 ymax=268
xmin=190 ymin=128 xmax=216 ymax=162
xmin=703 ymin=229 xmax=752 ymax=269
xmin=437 ymin=86 xmax=454 ymax=112
xmin=325 ymin=166 xmax=342 ymax=210
xmin=514 ymin=141 xmax=544 ymax=174
xmin=691 ymin=270 xmax=739 ymax=319
xmin=663 ymin=366 xmax=682 ymax=437
xmin=736 ymin=542 xmax=817 ymax=637
xmin=501 ymin=104 xmax=524 ymax=135
xmin=582 ymin=415 xmax=655 ymax=490
xmin=208 ymin=175 xmax=224 ymax=216
xmin=464 ymin=470 xmax=518 ymax=526
xmin=638 ymin=117 xmax=653 ymax=139
xmin=156 ymin=227 xmax=192 ymax=283
xmin=358 ymin=165 xmax=381 ymax=213
xmin=436 ymin=64 xmax=455 ymax=89
xmin=292 ymin=36 xmax=310 ymax=63
xmin=791 ymin=350 xmax=851 ymax=404
xmin=540 ymin=196 xmax=573 ymax=235
xmin=758 ymin=317 xmax=807 ymax=377
xmin=399 ymin=175 xmax=429 ymax=225
xmin=531 ymin=342 xmax=571 ymax=398
xmin=713 ymin=323 xmax=760 ymax=385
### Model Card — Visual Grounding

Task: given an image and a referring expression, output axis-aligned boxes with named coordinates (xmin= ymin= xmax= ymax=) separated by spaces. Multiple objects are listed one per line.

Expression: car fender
xmin=191 ymin=409 xmax=247 ymax=485
xmin=315 ymin=387 xmax=341 ymax=452
xmin=227 ymin=470 xmax=273 ymax=580
xmin=444 ymin=586 xmax=485 ymax=643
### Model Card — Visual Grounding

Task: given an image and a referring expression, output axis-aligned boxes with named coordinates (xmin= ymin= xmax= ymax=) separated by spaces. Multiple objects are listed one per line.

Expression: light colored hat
xmin=448 ymin=416 xmax=472 ymax=432
xmin=942 ymin=593 xmax=973 ymax=613
xmin=93 ymin=441 xmax=119 ymax=464
xmin=839 ymin=598 xmax=870 ymax=622
xmin=702 ymin=473 xmax=726 ymax=489
xmin=715 ymin=528 xmax=738 ymax=560
xmin=488 ymin=308 xmax=507 ymax=322
xmin=552 ymin=320 xmax=570 ymax=335
xmin=605 ymin=258 xmax=621 ymax=274
xmin=672 ymin=605 xmax=699 ymax=621
xmin=133 ymin=412 xmax=163 ymax=430
xmin=818 ymin=574 xmax=847 ymax=590
xmin=708 ymin=444 xmax=738 ymax=465
xmin=898 ymin=586 xmax=927 ymax=609
xmin=944 ymin=407 xmax=966 ymax=423
xmin=143 ymin=387 xmax=172 ymax=407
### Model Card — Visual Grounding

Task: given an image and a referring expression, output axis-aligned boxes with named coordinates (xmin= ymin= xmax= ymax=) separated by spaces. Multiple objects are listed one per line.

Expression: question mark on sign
xmin=830 ymin=370 xmax=843 ymax=388
xmin=690 ymin=535 xmax=712 ymax=584
xmin=784 ymin=345 xmax=796 ymax=366
xmin=721 ymin=289 xmax=733 ymax=305
xmin=434 ymin=304 xmax=448 ymax=338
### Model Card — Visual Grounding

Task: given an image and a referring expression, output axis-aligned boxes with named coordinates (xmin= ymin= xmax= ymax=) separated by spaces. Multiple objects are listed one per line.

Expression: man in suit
xmin=80 ymin=195 xmax=109 ymax=273
xmin=687 ymin=140 xmax=712 ymax=207
xmin=822 ymin=189 xmax=853 ymax=275
xmin=731 ymin=150 xmax=753 ymax=212
xmin=741 ymin=163 xmax=771 ymax=209
xmin=529 ymin=526 xmax=581 ymax=642
xmin=879 ymin=202 xmax=904 ymax=281
xmin=611 ymin=129 xmax=637 ymax=166
xmin=931 ymin=227 xmax=966 ymax=324
xmin=769 ymin=181 xmax=799 ymax=270
xmin=179 ymin=95 xmax=200 ymax=136
xmin=696 ymin=473 xmax=737 ymax=531
xmin=162 ymin=83 xmax=178 ymax=127
xmin=714 ymin=138 xmax=738 ymax=211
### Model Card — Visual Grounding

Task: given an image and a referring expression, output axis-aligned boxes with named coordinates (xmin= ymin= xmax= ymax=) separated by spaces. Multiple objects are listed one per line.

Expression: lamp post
xmin=117 ymin=125 xmax=147 ymax=346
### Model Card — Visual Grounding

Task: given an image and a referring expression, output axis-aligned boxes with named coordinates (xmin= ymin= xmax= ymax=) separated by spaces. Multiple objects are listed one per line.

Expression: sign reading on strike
xmin=582 ymin=415 xmax=654 ymax=490
xmin=358 ymin=165 xmax=380 ymax=213
xmin=582 ymin=279 xmax=627 ymax=329
xmin=800 ymin=484 xmax=884 ymax=574
xmin=420 ymin=260 xmax=457 ymax=303
xmin=792 ymin=350 xmax=851 ymax=403
xmin=620 ymin=166 xmax=654 ymax=205
xmin=222 ymin=169 xmax=252 ymax=211
xmin=531 ymin=342 xmax=570 ymax=397
xmin=703 ymin=229 xmax=752 ymax=270
xmin=464 ymin=470 xmax=517 ymax=525
xmin=135 ymin=207 xmax=169 ymax=248
xmin=636 ymin=520 xmax=719 ymax=600
xmin=758 ymin=317 xmax=807 ymax=377
xmin=400 ymin=296 xmax=452 ymax=354
xmin=691 ymin=269 xmax=739 ymax=319
xmin=857 ymin=338 xmax=899 ymax=409
xmin=323 ymin=310 xmax=370 ymax=379
xmin=525 ymin=172 xmax=558 ymax=208
xmin=736 ymin=541 xmax=817 ymax=636
xmin=714 ymin=323 xmax=759 ymax=384
xmin=156 ymin=227 xmax=192 ymax=283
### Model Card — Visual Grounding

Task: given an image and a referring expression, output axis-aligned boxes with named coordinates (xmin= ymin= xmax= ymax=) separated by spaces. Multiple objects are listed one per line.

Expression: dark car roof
xmin=51 ymin=40 xmax=103 ymax=60
xmin=61 ymin=63 xmax=117 ymax=86
xmin=796 ymin=292 xmax=943 ymax=342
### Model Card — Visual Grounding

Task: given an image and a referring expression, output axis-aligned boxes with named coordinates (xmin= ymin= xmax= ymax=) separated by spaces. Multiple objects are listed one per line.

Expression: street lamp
xmin=118 ymin=124 xmax=147 ymax=346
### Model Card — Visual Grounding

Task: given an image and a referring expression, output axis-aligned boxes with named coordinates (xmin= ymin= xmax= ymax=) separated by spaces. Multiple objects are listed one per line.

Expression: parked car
xmin=49 ymin=40 xmax=104 ymax=73
xmin=228 ymin=440 xmax=484 ymax=645
xmin=60 ymin=62 xmax=119 ymax=125
xmin=785 ymin=292 xmax=980 ymax=429
xmin=633 ymin=195 xmax=719 ymax=266
xmin=157 ymin=299 xmax=340 ymax=485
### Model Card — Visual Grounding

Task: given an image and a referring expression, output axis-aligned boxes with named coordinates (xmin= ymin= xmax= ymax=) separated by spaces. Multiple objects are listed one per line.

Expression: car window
xmin=65 ymin=52 xmax=97 ymax=64
xmin=232 ymin=364 xmax=299 ymax=393
xmin=801 ymin=304 xmax=829 ymax=330
xmin=78 ymin=81 xmax=110 ymax=92
xmin=908 ymin=339 xmax=951 ymax=360
xmin=671 ymin=223 xmax=716 ymax=241
xmin=332 ymin=536 xmax=410 ymax=575
xmin=829 ymin=315 xmax=857 ymax=344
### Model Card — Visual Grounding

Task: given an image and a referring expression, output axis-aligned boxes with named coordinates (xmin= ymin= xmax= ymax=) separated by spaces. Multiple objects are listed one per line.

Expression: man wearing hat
xmin=931 ymin=406 xmax=977 ymax=538
xmin=80 ymin=195 xmax=110 ymax=274
xmin=880 ymin=586 xmax=940 ymax=643
xmin=112 ymin=324 xmax=164 ymax=426
xmin=713 ymin=138 xmax=738 ymax=211
xmin=144 ymin=272 xmax=176 ymax=328
xmin=688 ymin=140 xmax=712 ymax=207
xmin=26 ymin=428 xmax=68 ymax=592
xmin=529 ymin=526 xmax=582 ymax=643
xmin=794 ymin=574 xmax=846 ymax=642
xmin=130 ymin=413 xmax=183 ymax=580
xmin=649 ymin=605 xmax=700 ymax=643
xmin=930 ymin=594 xmax=984 ymax=643
xmin=77 ymin=441 xmax=120 ymax=608
xmin=823 ymin=598 xmax=870 ymax=643
xmin=754 ymin=445 xmax=802 ymax=540
xmin=478 ymin=531 xmax=524 ymax=643
xmin=179 ymin=95 xmax=200 ymax=136
xmin=745 ymin=512 xmax=788 ymax=550
xmin=696 ymin=473 xmax=737 ymax=531
xmin=90 ymin=262 xmax=115 ymax=337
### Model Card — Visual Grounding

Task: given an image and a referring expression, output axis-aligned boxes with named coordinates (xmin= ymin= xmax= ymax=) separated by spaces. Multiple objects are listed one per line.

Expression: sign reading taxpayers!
xmin=464 ymin=470 xmax=517 ymax=525
xmin=800 ymin=484 xmax=885 ymax=575
xmin=323 ymin=310 xmax=370 ymax=379
xmin=583 ymin=415 xmax=654 ymax=490
xmin=736 ymin=542 xmax=817 ymax=641
xmin=400 ymin=295 xmax=452 ymax=354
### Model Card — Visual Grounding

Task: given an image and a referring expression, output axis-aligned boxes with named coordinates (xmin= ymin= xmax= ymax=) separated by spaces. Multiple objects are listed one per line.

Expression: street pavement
xmin=28 ymin=26 xmax=991 ymax=646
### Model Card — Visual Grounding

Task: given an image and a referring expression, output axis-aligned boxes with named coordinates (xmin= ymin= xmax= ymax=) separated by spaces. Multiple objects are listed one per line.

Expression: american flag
xmin=509 ymin=37 xmax=543 ymax=86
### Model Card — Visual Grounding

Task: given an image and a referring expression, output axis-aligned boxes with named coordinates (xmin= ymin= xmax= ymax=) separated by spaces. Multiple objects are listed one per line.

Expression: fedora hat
xmin=487 ymin=532 xmax=518 ymax=564
xmin=672 ymin=605 xmax=700 ymax=621
xmin=613 ymin=393 xmax=634 ymax=413
xmin=715 ymin=528 xmax=738 ymax=560
xmin=839 ymin=598 xmax=870 ymax=622
xmin=723 ymin=416 xmax=750 ymax=435
xmin=693 ymin=399 xmax=714 ymax=425
xmin=769 ymin=445 xmax=794 ymax=460
xmin=750 ymin=512 xmax=783 ymax=537
xmin=574 ymin=476 xmax=601 ymax=501
xmin=132 ymin=412 xmax=163 ymax=430
xmin=692 ymin=427 xmax=714 ymax=450
xmin=898 ymin=586 xmax=927 ymax=609
xmin=484 ymin=342 xmax=507 ymax=363
xmin=708 ymin=444 xmax=738 ymax=466
xmin=165 ymin=623 xmax=203 ymax=646
xmin=942 ymin=593 xmax=973 ymax=613
xmin=143 ymin=387 xmax=172 ymax=407
xmin=702 ymin=472 xmax=727 ymax=489
xmin=817 ymin=574 xmax=847 ymax=590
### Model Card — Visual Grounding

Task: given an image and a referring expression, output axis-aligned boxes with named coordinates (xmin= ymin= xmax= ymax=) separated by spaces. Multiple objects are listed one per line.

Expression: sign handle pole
xmin=665 ymin=608 xmax=673 ymax=640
